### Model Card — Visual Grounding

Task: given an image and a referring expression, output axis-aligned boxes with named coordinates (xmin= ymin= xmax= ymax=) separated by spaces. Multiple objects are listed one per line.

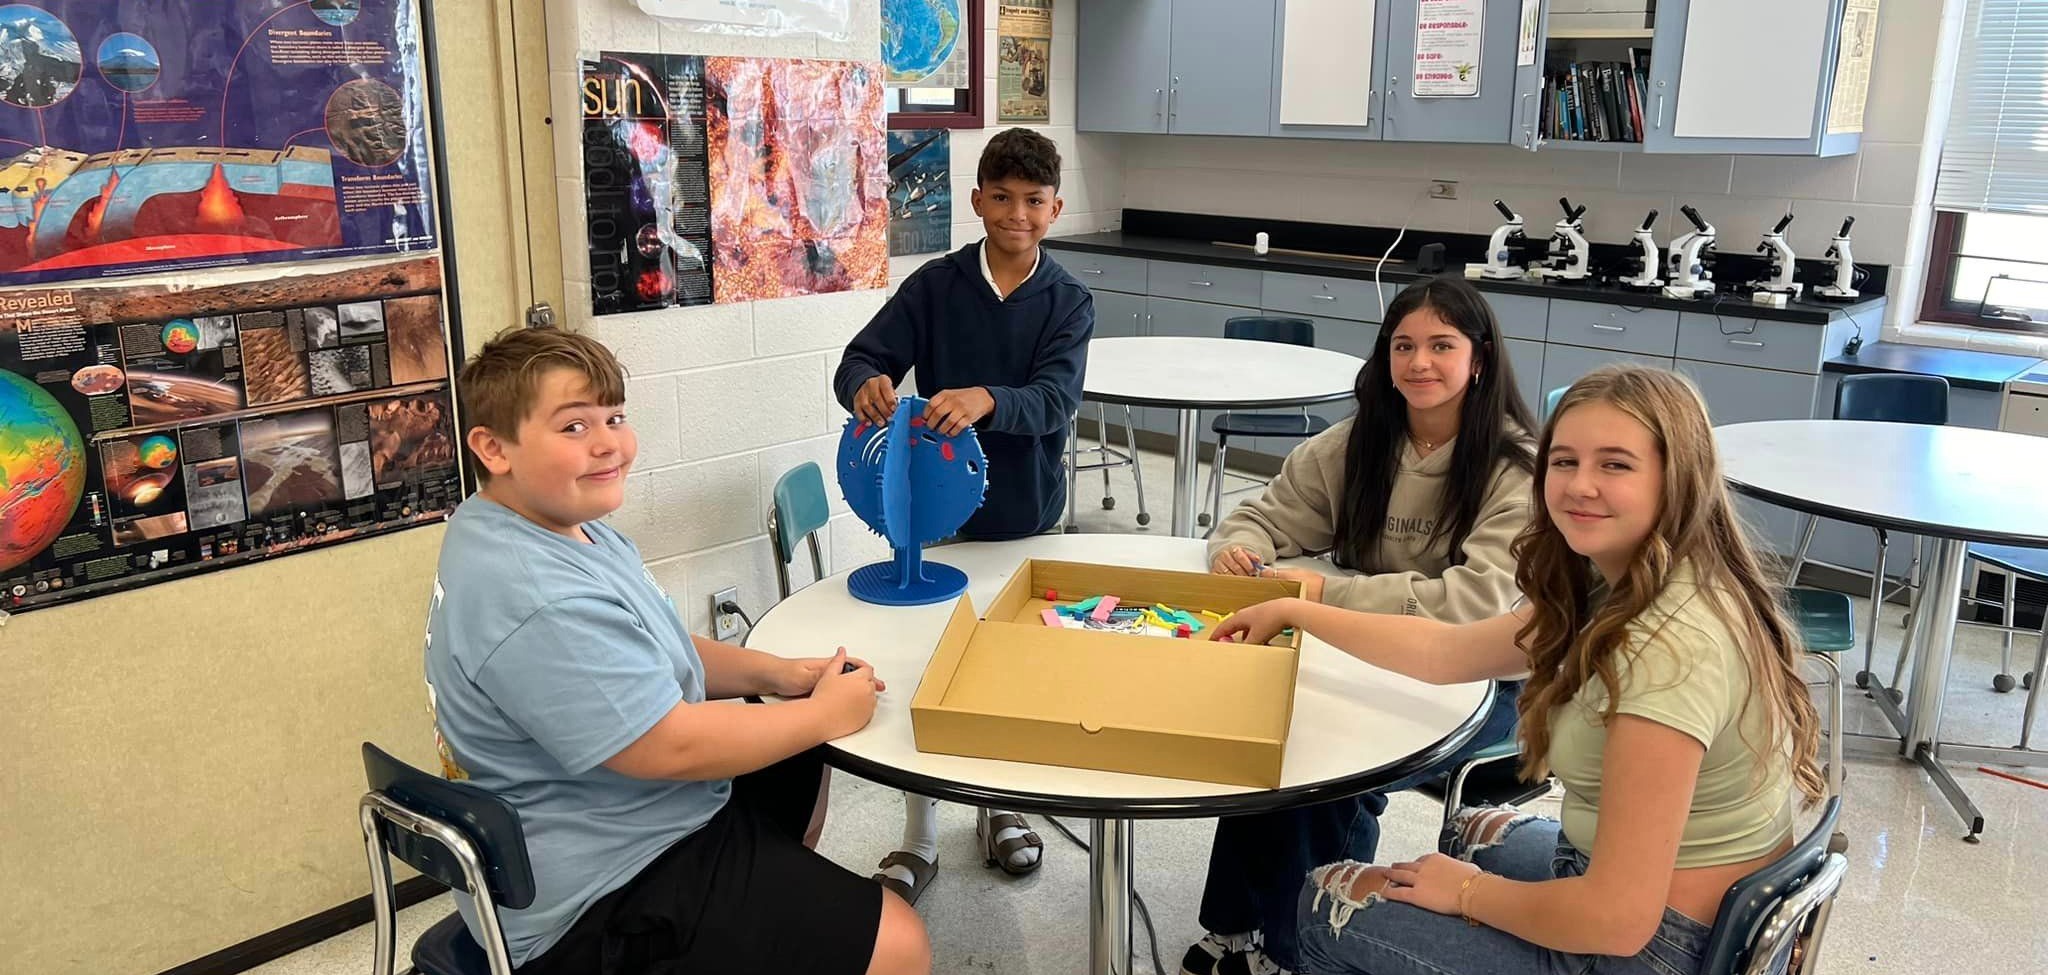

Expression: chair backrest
xmin=1699 ymin=796 xmax=1843 ymax=975
xmin=1224 ymin=316 xmax=1316 ymax=347
xmin=771 ymin=462 xmax=832 ymax=598
xmin=1542 ymin=386 xmax=1568 ymax=424
xmin=362 ymin=743 xmax=536 ymax=910
xmin=1833 ymin=373 xmax=1948 ymax=425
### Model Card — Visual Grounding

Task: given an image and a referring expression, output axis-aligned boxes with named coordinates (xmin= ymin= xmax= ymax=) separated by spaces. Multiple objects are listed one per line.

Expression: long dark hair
xmin=1332 ymin=276 xmax=1537 ymax=571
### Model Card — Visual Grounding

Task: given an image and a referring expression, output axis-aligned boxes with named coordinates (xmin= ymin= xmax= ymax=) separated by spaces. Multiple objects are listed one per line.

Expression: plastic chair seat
xmin=1211 ymin=412 xmax=1331 ymax=439
xmin=1967 ymin=543 xmax=2048 ymax=583
xmin=413 ymin=912 xmax=491 ymax=975
xmin=1787 ymin=588 xmax=1856 ymax=654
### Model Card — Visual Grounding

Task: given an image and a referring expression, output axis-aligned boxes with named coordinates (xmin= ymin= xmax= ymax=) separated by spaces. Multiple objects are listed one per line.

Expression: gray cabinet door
xmin=1267 ymin=0 xmax=1384 ymax=141
xmin=1168 ymin=0 xmax=1278 ymax=136
xmin=1379 ymin=0 xmax=1527 ymax=144
xmin=1504 ymin=338 xmax=1545 ymax=419
xmin=1090 ymin=289 xmax=1146 ymax=339
xmin=1077 ymin=0 xmax=1172 ymax=134
xmin=1540 ymin=344 xmax=1673 ymax=401
xmin=1139 ymin=296 xmax=1262 ymax=437
xmin=1675 ymin=360 xmax=1820 ymax=556
xmin=1295 ymin=315 xmax=1371 ymax=428
xmin=1640 ymin=0 xmax=1853 ymax=156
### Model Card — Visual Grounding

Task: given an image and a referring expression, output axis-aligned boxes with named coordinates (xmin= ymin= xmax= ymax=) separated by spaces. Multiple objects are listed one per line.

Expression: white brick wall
xmin=552 ymin=0 xmax=1123 ymax=632
xmin=1112 ymin=0 xmax=1942 ymax=331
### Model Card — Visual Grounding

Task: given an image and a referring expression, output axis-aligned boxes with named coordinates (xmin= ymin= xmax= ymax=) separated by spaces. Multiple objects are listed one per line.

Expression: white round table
xmin=745 ymin=533 xmax=1491 ymax=975
xmin=1082 ymin=336 xmax=1364 ymax=537
xmin=1716 ymin=419 xmax=2048 ymax=839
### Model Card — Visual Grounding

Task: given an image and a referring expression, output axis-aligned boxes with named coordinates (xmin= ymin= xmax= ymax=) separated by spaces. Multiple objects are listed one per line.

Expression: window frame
xmin=1919 ymin=211 xmax=2048 ymax=332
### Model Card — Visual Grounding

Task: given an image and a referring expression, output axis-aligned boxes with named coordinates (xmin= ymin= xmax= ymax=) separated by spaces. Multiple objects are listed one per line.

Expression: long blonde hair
xmin=1511 ymin=366 xmax=1825 ymax=805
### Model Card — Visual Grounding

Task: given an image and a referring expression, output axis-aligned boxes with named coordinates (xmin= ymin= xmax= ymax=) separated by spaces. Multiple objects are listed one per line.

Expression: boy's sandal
xmin=872 ymin=851 xmax=938 ymax=907
xmin=977 ymin=810 xmax=1044 ymax=876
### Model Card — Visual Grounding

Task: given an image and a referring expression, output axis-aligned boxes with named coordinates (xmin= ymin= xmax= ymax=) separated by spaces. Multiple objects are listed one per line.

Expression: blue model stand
xmin=836 ymin=396 xmax=989 ymax=606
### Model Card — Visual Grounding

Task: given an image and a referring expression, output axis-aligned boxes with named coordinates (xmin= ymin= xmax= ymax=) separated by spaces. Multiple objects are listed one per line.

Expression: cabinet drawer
xmin=1485 ymin=293 xmax=1549 ymax=342
xmin=1675 ymin=313 xmax=1830 ymax=375
xmin=1147 ymin=260 xmax=1264 ymax=307
xmin=1545 ymin=300 xmax=1679 ymax=357
xmin=1059 ymin=250 xmax=1149 ymax=294
xmin=1261 ymin=272 xmax=1394 ymax=323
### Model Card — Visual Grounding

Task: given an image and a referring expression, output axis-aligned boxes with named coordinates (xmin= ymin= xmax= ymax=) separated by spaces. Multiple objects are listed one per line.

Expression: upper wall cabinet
xmin=1076 ymin=0 xmax=1278 ymax=137
xmin=1078 ymin=0 xmax=1876 ymax=157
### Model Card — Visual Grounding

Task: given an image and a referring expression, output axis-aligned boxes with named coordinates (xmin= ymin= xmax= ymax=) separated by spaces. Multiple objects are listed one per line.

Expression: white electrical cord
xmin=1375 ymin=187 xmax=1431 ymax=319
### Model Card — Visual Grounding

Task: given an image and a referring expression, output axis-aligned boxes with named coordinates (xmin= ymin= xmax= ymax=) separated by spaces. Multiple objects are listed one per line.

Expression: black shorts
xmin=518 ymin=750 xmax=882 ymax=975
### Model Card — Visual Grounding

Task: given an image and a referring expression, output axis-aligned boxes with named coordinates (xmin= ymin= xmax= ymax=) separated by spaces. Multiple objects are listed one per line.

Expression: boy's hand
xmin=924 ymin=387 xmax=995 ymax=436
xmin=810 ymin=647 xmax=880 ymax=739
xmin=1266 ymin=567 xmax=1326 ymax=603
xmin=854 ymin=375 xmax=899 ymax=426
xmin=773 ymin=652 xmax=886 ymax=698
xmin=1213 ymin=597 xmax=1299 ymax=646
xmin=1211 ymin=546 xmax=1262 ymax=576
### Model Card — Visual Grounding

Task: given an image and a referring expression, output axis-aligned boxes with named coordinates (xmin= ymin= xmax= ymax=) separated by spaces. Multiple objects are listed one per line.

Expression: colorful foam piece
xmin=1091 ymin=596 xmax=1120 ymax=622
xmin=837 ymin=396 xmax=988 ymax=606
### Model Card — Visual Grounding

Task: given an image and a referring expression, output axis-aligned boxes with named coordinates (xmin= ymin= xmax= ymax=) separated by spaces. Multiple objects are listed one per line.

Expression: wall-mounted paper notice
xmin=1414 ymin=0 xmax=1484 ymax=97
xmin=1517 ymin=0 xmax=1540 ymax=67
xmin=1279 ymin=0 xmax=1378 ymax=125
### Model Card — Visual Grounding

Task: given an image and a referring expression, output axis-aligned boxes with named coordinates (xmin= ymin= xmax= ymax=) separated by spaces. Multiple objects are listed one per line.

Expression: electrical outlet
xmin=711 ymin=586 xmax=741 ymax=641
xmin=1430 ymin=179 xmax=1459 ymax=200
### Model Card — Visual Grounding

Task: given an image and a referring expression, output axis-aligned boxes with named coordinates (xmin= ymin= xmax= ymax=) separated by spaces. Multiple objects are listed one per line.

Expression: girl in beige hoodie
xmin=1186 ymin=276 xmax=1538 ymax=975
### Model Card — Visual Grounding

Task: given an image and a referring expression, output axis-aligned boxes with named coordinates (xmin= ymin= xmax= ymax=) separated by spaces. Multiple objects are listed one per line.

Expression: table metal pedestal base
xmin=1089 ymin=818 xmax=1134 ymax=975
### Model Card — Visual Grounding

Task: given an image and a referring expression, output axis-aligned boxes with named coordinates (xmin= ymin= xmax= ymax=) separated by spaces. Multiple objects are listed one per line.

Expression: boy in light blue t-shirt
xmin=423 ymin=327 xmax=928 ymax=975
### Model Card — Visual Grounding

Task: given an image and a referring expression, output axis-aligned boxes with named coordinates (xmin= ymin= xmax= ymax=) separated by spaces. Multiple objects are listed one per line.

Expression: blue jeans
xmin=1198 ymin=683 xmax=1521 ymax=970
xmin=1294 ymin=816 xmax=1710 ymax=975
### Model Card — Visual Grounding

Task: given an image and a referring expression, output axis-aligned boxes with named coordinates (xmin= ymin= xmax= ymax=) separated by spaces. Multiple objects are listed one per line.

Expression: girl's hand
xmin=1265 ymin=567 xmax=1326 ymax=603
xmin=1381 ymin=853 xmax=1483 ymax=917
xmin=1212 ymin=597 xmax=1300 ymax=645
xmin=1212 ymin=546 xmax=1262 ymax=576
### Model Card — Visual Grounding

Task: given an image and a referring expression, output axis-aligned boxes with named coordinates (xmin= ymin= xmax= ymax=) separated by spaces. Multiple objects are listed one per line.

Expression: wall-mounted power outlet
xmin=1429 ymin=179 xmax=1459 ymax=200
xmin=711 ymin=586 xmax=742 ymax=641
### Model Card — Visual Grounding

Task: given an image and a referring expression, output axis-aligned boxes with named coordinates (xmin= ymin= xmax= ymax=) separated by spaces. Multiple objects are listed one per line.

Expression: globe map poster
xmin=0 ymin=254 xmax=459 ymax=613
xmin=882 ymin=0 xmax=968 ymax=89
xmin=0 ymin=0 xmax=439 ymax=289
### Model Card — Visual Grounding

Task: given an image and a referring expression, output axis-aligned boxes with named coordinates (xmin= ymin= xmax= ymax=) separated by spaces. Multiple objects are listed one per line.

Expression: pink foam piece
xmin=1091 ymin=596 xmax=1120 ymax=622
xmin=1042 ymin=608 xmax=1063 ymax=627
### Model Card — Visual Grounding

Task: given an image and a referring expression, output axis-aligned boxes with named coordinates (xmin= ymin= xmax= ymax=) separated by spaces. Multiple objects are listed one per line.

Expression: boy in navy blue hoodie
xmin=833 ymin=127 xmax=1093 ymax=903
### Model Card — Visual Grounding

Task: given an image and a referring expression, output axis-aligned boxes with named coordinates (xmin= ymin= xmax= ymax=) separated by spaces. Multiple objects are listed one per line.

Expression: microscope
xmin=1537 ymin=197 xmax=1590 ymax=283
xmin=1751 ymin=213 xmax=1803 ymax=299
xmin=1664 ymin=205 xmax=1718 ymax=299
xmin=1618 ymin=209 xmax=1662 ymax=290
xmin=1480 ymin=199 xmax=1529 ymax=280
xmin=1813 ymin=217 xmax=1861 ymax=302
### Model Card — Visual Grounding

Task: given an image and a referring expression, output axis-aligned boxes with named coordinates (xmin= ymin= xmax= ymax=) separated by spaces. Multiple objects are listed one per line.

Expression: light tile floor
xmin=256 ymin=448 xmax=2048 ymax=975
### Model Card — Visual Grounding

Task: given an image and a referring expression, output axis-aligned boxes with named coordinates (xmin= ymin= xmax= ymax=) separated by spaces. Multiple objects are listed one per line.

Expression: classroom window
xmin=1922 ymin=0 xmax=2048 ymax=330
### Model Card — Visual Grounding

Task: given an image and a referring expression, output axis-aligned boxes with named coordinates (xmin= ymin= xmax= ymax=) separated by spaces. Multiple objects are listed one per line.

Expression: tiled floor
xmin=257 ymin=448 xmax=2048 ymax=974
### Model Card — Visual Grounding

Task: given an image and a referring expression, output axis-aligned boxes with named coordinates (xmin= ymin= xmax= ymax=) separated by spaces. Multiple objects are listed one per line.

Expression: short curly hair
xmin=976 ymin=127 xmax=1061 ymax=191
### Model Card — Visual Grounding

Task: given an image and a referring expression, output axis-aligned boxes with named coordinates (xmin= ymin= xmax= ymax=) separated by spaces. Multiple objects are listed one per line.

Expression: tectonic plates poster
xmin=0 ymin=0 xmax=439 ymax=287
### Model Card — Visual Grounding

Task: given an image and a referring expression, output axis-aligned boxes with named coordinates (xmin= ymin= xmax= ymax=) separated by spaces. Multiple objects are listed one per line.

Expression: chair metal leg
xmin=1787 ymin=515 xmax=1819 ymax=587
xmin=1205 ymin=437 xmax=1230 ymax=535
xmin=1816 ymin=653 xmax=1844 ymax=799
xmin=1097 ymin=404 xmax=1114 ymax=504
xmin=1861 ymin=530 xmax=1888 ymax=690
xmin=1067 ymin=413 xmax=1081 ymax=532
xmin=1123 ymin=407 xmax=1151 ymax=527
xmin=1995 ymin=568 xmax=2019 ymax=692
xmin=2023 ymin=625 xmax=2048 ymax=750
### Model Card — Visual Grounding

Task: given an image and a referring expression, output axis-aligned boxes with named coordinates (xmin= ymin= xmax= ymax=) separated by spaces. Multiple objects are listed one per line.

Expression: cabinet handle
xmin=1728 ymin=339 xmax=1766 ymax=348
xmin=1078 ymin=268 xmax=1104 ymax=275
xmin=1154 ymin=88 xmax=1165 ymax=120
xmin=1311 ymin=293 xmax=1337 ymax=301
xmin=1188 ymin=280 xmax=1213 ymax=288
xmin=1519 ymin=92 xmax=1536 ymax=150
xmin=1169 ymin=87 xmax=1178 ymax=120
xmin=1591 ymin=322 xmax=1626 ymax=332
xmin=1654 ymin=92 xmax=1665 ymax=130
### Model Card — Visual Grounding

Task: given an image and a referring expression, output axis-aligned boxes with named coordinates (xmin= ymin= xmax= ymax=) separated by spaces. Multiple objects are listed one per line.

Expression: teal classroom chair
xmin=1787 ymin=587 xmax=1853 ymax=798
xmin=1542 ymin=385 xmax=1567 ymax=424
xmin=771 ymin=462 xmax=831 ymax=599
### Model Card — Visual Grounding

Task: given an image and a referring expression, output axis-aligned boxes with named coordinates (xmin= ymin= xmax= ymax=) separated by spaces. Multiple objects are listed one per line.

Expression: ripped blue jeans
xmin=1294 ymin=811 xmax=1710 ymax=975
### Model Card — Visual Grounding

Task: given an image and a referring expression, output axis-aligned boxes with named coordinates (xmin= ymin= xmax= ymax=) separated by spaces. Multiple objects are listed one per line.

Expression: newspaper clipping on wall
xmin=997 ymin=0 xmax=1052 ymax=123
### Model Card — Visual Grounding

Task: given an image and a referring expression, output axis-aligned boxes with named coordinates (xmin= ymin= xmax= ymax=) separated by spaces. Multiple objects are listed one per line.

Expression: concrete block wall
xmin=545 ymin=0 xmax=1121 ymax=630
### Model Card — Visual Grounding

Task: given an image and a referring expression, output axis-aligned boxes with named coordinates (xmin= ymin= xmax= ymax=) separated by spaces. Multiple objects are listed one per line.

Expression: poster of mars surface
xmin=0 ymin=254 xmax=457 ymax=613
xmin=705 ymin=57 xmax=887 ymax=303
xmin=0 ymin=0 xmax=438 ymax=286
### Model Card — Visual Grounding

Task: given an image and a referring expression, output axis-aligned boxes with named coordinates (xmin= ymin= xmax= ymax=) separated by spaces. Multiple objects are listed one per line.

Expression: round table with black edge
xmin=1716 ymin=419 xmax=2048 ymax=840
xmin=744 ymin=533 xmax=1493 ymax=975
xmin=1081 ymin=336 xmax=1363 ymax=538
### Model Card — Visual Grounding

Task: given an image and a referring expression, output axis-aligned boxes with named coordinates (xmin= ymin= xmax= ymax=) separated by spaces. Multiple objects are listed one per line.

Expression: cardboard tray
xmin=909 ymin=559 xmax=1304 ymax=788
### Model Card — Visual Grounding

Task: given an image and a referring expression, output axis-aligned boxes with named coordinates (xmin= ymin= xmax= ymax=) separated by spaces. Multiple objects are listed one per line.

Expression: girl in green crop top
xmin=1215 ymin=364 xmax=1825 ymax=975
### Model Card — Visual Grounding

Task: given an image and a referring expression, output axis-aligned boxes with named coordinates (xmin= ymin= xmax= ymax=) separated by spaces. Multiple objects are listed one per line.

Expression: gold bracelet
xmin=1459 ymin=871 xmax=1485 ymax=927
